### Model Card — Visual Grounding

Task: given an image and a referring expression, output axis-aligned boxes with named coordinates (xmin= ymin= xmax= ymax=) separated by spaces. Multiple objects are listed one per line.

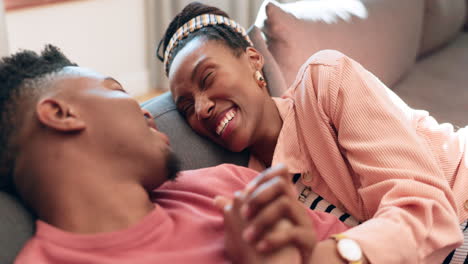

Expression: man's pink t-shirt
xmin=15 ymin=164 xmax=349 ymax=264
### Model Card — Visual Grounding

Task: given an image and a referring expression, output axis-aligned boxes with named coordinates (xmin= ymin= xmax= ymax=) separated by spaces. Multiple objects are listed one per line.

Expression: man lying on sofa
xmin=0 ymin=45 xmax=353 ymax=264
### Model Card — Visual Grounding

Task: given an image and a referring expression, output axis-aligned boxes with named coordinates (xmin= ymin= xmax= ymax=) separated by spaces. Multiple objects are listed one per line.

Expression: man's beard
xmin=165 ymin=150 xmax=181 ymax=181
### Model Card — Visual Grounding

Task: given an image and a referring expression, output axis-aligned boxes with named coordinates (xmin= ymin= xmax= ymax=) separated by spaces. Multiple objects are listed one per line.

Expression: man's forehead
xmin=52 ymin=66 xmax=121 ymax=94
xmin=60 ymin=66 xmax=107 ymax=80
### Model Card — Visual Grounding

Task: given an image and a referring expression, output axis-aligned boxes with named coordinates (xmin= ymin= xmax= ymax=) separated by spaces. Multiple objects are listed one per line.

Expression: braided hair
xmin=157 ymin=2 xmax=251 ymax=74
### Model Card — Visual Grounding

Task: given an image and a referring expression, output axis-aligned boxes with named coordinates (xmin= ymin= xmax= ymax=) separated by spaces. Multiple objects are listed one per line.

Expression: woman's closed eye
xmin=201 ymin=72 xmax=213 ymax=90
xmin=180 ymin=102 xmax=194 ymax=118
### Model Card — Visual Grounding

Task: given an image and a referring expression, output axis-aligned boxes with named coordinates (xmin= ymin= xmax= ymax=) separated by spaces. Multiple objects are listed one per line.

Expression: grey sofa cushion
xmin=141 ymin=92 xmax=249 ymax=170
xmin=0 ymin=192 xmax=34 ymax=264
xmin=393 ymin=33 xmax=468 ymax=127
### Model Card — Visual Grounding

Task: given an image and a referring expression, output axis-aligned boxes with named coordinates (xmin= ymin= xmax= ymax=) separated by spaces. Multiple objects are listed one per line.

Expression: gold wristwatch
xmin=331 ymin=234 xmax=363 ymax=264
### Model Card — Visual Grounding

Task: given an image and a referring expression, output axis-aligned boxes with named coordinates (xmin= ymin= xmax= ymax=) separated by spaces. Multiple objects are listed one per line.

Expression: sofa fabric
xmin=420 ymin=0 xmax=467 ymax=55
xmin=393 ymin=33 xmax=468 ymax=127
xmin=256 ymin=0 xmax=424 ymax=88
xmin=0 ymin=192 xmax=34 ymax=264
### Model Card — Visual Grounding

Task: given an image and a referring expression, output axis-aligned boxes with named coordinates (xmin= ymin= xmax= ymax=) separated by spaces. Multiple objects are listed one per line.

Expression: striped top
xmin=291 ymin=173 xmax=360 ymax=227
xmin=249 ymin=50 xmax=467 ymax=264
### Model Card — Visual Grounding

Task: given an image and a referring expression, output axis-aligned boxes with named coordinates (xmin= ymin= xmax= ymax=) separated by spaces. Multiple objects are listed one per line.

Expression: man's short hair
xmin=0 ymin=45 xmax=76 ymax=193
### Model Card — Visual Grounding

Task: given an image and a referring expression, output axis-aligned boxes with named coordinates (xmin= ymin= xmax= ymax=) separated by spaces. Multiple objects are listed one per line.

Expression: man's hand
xmin=241 ymin=164 xmax=317 ymax=262
xmin=239 ymin=164 xmax=317 ymax=263
xmin=215 ymin=191 xmax=301 ymax=264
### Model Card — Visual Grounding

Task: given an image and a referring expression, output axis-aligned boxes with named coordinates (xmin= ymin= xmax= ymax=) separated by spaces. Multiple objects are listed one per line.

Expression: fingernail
xmin=243 ymin=226 xmax=255 ymax=242
xmin=245 ymin=181 xmax=256 ymax=193
xmin=234 ymin=190 xmax=245 ymax=200
xmin=224 ymin=204 xmax=232 ymax=212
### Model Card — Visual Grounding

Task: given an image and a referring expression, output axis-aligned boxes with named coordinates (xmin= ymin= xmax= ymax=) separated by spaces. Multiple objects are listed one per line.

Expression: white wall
xmin=5 ymin=0 xmax=150 ymax=96
xmin=0 ymin=0 xmax=8 ymax=57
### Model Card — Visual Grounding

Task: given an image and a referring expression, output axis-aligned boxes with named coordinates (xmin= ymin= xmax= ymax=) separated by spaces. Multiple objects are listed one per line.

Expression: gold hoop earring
xmin=255 ymin=70 xmax=266 ymax=88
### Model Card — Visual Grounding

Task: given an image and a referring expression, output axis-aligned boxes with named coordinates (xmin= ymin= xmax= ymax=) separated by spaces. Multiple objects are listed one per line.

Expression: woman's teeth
xmin=216 ymin=109 xmax=236 ymax=135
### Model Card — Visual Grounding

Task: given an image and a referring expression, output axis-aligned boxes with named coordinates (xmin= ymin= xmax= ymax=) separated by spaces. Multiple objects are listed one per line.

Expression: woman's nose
xmin=195 ymin=95 xmax=215 ymax=120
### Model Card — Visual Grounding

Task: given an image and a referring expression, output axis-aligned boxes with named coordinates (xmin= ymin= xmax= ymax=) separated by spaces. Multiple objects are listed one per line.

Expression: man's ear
xmin=245 ymin=47 xmax=264 ymax=71
xmin=36 ymin=98 xmax=86 ymax=132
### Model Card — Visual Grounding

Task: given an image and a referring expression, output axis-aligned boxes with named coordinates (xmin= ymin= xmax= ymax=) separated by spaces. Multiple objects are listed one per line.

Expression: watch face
xmin=337 ymin=238 xmax=363 ymax=261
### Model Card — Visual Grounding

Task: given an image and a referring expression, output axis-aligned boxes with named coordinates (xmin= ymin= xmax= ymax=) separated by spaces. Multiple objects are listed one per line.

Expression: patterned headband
xmin=163 ymin=14 xmax=253 ymax=75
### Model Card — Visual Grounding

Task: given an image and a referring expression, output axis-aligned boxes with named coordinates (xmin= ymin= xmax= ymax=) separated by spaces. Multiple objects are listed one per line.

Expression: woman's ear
xmin=36 ymin=97 xmax=86 ymax=132
xmin=245 ymin=47 xmax=264 ymax=71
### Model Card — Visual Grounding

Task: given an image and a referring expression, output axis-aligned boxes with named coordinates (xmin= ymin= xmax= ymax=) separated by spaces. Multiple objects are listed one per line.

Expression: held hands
xmin=217 ymin=189 xmax=301 ymax=264
xmin=214 ymin=164 xmax=317 ymax=264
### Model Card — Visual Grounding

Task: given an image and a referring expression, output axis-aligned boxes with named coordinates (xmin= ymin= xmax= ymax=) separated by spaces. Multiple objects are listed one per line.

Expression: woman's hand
xmin=215 ymin=191 xmax=301 ymax=264
xmin=240 ymin=164 xmax=318 ymax=263
xmin=238 ymin=164 xmax=367 ymax=264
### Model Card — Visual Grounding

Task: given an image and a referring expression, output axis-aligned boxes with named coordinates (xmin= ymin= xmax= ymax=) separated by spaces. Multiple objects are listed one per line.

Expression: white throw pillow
xmin=256 ymin=0 xmax=425 ymax=87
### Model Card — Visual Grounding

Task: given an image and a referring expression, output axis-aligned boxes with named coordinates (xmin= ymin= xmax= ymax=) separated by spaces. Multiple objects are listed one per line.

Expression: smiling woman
xmin=158 ymin=2 xmax=468 ymax=264
xmin=4 ymin=0 xmax=72 ymax=11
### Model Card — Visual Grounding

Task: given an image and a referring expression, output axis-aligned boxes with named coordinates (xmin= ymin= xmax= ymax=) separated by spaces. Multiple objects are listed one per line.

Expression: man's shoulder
xmin=14 ymin=237 xmax=42 ymax=264
xmin=157 ymin=164 xmax=258 ymax=196
xmin=180 ymin=164 xmax=258 ymax=184
xmin=154 ymin=164 xmax=254 ymax=202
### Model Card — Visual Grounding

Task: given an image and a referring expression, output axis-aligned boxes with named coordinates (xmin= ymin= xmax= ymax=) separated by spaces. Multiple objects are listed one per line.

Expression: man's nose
xmin=141 ymin=108 xmax=158 ymax=130
xmin=195 ymin=95 xmax=214 ymax=120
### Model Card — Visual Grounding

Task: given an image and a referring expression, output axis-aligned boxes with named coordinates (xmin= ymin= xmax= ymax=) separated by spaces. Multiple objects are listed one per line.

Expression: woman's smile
xmin=215 ymin=107 xmax=237 ymax=135
xmin=217 ymin=107 xmax=238 ymax=141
